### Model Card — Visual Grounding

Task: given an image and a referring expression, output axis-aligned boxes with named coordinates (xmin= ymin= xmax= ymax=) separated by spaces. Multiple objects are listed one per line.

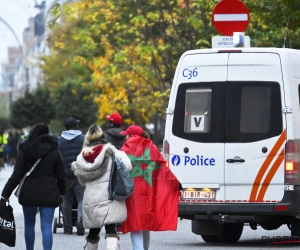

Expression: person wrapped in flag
xmin=119 ymin=125 xmax=180 ymax=250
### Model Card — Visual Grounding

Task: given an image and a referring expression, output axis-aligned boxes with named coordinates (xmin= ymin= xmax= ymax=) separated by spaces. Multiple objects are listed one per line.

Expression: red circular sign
xmin=212 ymin=0 xmax=250 ymax=36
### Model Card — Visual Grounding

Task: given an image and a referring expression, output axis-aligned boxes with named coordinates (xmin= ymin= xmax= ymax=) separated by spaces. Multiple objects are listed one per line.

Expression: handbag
xmin=14 ymin=158 xmax=41 ymax=198
xmin=0 ymin=201 xmax=16 ymax=247
xmin=108 ymin=150 xmax=134 ymax=201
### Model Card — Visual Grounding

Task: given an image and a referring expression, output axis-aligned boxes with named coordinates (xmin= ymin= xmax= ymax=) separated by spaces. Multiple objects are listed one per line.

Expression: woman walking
xmin=119 ymin=125 xmax=180 ymax=250
xmin=71 ymin=124 xmax=132 ymax=250
xmin=1 ymin=123 xmax=66 ymax=250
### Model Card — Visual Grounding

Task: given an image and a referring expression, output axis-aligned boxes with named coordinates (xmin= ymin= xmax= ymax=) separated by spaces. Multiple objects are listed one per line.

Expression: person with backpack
xmin=104 ymin=112 xmax=126 ymax=150
xmin=71 ymin=124 xmax=132 ymax=250
xmin=119 ymin=125 xmax=180 ymax=250
xmin=104 ymin=112 xmax=126 ymax=232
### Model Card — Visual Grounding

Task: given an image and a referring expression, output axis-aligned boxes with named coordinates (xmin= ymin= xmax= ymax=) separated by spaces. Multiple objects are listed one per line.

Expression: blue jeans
xmin=130 ymin=230 xmax=150 ymax=250
xmin=22 ymin=206 xmax=55 ymax=250
xmin=62 ymin=177 xmax=84 ymax=228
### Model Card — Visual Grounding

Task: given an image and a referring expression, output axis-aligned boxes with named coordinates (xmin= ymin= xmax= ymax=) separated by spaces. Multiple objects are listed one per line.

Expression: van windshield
xmin=173 ymin=81 xmax=283 ymax=143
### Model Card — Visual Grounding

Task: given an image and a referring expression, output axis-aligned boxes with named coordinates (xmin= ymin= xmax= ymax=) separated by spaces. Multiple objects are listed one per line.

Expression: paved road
xmin=1 ymin=166 xmax=300 ymax=249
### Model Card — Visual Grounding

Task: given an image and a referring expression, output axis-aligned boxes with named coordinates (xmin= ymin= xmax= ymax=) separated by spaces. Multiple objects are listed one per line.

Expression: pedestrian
xmin=104 ymin=112 xmax=126 ymax=149
xmin=71 ymin=124 xmax=132 ymax=250
xmin=104 ymin=112 xmax=126 ymax=233
xmin=5 ymin=131 xmax=12 ymax=165
xmin=8 ymin=131 xmax=21 ymax=166
xmin=58 ymin=117 xmax=85 ymax=235
xmin=0 ymin=123 xmax=66 ymax=250
xmin=0 ymin=128 xmax=8 ymax=168
xmin=119 ymin=125 xmax=180 ymax=250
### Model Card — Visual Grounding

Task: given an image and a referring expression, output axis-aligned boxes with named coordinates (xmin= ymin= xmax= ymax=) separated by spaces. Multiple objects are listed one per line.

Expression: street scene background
xmin=0 ymin=166 xmax=299 ymax=249
xmin=1 ymin=1 xmax=300 ymax=249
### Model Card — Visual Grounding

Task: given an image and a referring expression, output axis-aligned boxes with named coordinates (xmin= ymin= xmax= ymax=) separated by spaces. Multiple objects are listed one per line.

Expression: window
xmin=173 ymin=81 xmax=283 ymax=143
xmin=240 ymin=86 xmax=271 ymax=133
xmin=225 ymin=82 xmax=282 ymax=142
xmin=184 ymin=89 xmax=212 ymax=133
xmin=173 ymin=82 xmax=226 ymax=143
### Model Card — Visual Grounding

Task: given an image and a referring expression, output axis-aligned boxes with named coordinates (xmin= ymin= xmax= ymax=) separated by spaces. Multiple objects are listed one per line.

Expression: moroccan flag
xmin=121 ymin=135 xmax=179 ymax=234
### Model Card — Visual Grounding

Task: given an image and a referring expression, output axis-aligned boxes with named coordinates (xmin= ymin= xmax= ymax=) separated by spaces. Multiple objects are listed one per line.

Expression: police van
xmin=163 ymin=47 xmax=300 ymax=242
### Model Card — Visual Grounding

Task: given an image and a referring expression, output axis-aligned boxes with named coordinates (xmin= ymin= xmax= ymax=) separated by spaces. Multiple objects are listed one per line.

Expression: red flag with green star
xmin=120 ymin=135 xmax=179 ymax=233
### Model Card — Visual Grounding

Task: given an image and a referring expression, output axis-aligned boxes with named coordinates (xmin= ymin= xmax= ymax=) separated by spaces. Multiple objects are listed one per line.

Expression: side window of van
xmin=173 ymin=81 xmax=282 ymax=143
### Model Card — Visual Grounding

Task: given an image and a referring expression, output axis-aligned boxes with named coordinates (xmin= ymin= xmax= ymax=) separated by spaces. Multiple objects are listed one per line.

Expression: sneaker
xmin=64 ymin=226 xmax=72 ymax=234
xmin=75 ymin=221 xmax=85 ymax=236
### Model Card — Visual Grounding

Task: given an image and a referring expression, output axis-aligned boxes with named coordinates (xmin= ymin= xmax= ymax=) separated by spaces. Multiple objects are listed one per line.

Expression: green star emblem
xmin=128 ymin=147 xmax=161 ymax=186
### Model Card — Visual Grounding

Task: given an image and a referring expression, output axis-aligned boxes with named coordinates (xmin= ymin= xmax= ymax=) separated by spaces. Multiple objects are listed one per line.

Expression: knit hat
xmin=120 ymin=125 xmax=143 ymax=136
xmin=85 ymin=124 xmax=103 ymax=142
xmin=105 ymin=112 xmax=122 ymax=125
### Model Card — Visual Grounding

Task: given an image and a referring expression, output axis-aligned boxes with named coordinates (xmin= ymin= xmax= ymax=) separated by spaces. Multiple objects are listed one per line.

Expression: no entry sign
xmin=212 ymin=0 xmax=250 ymax=36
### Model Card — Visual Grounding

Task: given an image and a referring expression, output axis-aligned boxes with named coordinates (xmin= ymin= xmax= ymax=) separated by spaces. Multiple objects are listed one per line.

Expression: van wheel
xmin=217 ymin=224 xmax=243 ymax=243
xmin=291 ymin=217 xmax=300 ymax=236
xmin=201 ymin=235 xmax=219 ymax=242
xmin=260 ymin=222 xmax=281 ymax=230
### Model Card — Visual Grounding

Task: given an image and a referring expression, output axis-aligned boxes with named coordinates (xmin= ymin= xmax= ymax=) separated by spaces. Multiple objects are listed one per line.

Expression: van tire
xmin=260 ymin=222 xmax=282 ymax=230
xmin=201 ymin=235 xmax=219 ymax=242
xmin=217 ymin=224 xmax=243 ymax=243
xmin=291 ymin=217 xmax=300 ymax=236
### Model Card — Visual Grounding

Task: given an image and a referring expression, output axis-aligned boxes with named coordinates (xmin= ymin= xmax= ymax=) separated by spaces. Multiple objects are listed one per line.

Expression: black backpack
xmin=108 ymin=150 xmax=134 ymax=201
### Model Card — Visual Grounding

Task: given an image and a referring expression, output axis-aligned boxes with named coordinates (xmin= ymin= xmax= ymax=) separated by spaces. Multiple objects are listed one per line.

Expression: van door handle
xmin=226 ymin=159 xmax=245 ymax=163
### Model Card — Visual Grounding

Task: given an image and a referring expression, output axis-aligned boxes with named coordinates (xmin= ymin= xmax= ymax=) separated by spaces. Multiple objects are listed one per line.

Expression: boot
xmin=64 ymin=226 xmax=72 ymax=234
xmin=75 ymin=220 xmax=85 ymax=236
xmin=105 ymin=234 xmax=120 ymax=250
xmin=84 ymin=235 xmax=100 ymax=250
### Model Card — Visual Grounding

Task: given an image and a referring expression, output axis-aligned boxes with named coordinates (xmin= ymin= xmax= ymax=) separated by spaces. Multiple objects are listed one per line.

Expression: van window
xmin=226 ymin=81 xmax=282 ymax=142
xmin=173 ymin=82 xmax=226 ymax=143
xmin=184 ymin=89 xmax=212 ymax=133
xmin=240 ymin=86 xmax=271 ymax=133
xmin=173 ymin=81 xmax=282 ymax=143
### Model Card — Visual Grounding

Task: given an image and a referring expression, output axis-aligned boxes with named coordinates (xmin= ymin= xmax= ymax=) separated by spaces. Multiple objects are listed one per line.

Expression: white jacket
xmin=71 ymin=143 xmax=132 ymax=229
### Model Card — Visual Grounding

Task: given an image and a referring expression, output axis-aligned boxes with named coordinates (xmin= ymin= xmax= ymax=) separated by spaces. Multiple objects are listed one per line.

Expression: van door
xmin=225 ymin=53 xmax=286 ymax=203
xmin=169 ymin=53 xmax=228 ymax=202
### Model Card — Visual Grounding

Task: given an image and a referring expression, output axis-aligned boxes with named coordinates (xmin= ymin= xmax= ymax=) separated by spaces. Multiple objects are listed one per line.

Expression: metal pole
xmin=0 ymin=16 xmax=22 ymax=48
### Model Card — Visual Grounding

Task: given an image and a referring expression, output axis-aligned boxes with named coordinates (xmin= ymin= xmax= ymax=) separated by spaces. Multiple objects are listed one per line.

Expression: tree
xmin=43 ymin=0 xmax=300 ymax=143
xmin=0 ymin=118 xmax=10 ymax=130
xmin=245 ymin=0 xmax=300 ymax=48
xmin=44 ymin=0 xmax=218 ymax=125
xmin=52 ymin=81 xmax=98 ymax=129
xmin=10 ymin=88 xmax=56 ymax=129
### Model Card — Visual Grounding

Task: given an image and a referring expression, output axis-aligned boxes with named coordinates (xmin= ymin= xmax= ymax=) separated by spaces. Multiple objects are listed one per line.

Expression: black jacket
xmin=1 ymin=134 xmax=66 ymax=207
xmin=104 ymin=128 xmax=126 ymax=150
xmin=58 ymin=133 xmax=85 ymax=176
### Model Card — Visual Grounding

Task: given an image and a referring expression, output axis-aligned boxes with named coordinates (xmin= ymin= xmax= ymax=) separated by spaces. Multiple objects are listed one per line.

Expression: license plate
xmin=183 ymin=190 xmax=215 ymax=199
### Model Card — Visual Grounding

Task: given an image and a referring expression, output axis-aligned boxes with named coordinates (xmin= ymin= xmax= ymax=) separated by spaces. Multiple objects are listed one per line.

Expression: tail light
xmin=285 ymin=140 xmax=299 ymax=184
xmin=162 ymin=139 xmax=170 ymax=162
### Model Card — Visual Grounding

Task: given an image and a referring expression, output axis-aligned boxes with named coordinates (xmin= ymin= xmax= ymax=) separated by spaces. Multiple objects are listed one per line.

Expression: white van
xmin=163 ymin=48 xmax=300 ymax=242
